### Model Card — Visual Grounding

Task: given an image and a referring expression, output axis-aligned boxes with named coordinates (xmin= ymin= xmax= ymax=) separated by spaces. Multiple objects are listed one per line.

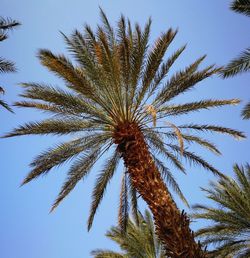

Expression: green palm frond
xmin=88 ymin=150 xmax=120 ymax=230
xmin=221 ymin=48 xmax=250 ymax=77
xmin=91 ymin=250 xmax=127 ymax=258
xmin=118 ymin=172 xmax=129 ymax=233
xmin=154 ymin=57 xmax=221 ymax=106
xmin=51 ymin=143 xmax=110 ymax=212
xmin=158 ymin=99 xmax=240 ymax=117
xmin=0 ymin=17 xmax=20 ymax=112
xmin=22 ymin=133 xmax=109 ymax=185
xmin=146 ymin=45 xmax=186 ymax=99
xmin=91 ymin=210 xmax=165 ymax=258
xmin=161 ymin=132 xmax=221 ymax=155
xmin=193 ymin=164 xmax=250 ymax=257
xmin=168 ymin=144 xmax=224 ymax=177
xmin=0 ymin=99 xmax=13 ymax=112
xmin=0 ymin=58 xmax=16 ymax=73
xmin=128 ymin=176 xmax=139 ymax=226
xmin=223 ymin=2 xmax=250 ymax=119
xmin=242 ymin=101 xmax=250 ymax=119
xmin=16 ymin=83 xmax=110 ymax=122
xmin=0 ymin=17 xmax=20 ymax=31
xmin=4 ymin=119 xmax=101 ymax=137
xmin=177 ymin=124 xmax=245 ymax=139
xmin=0 ymin=17 xmax=20 ymax=42
xmin=231 ymin=0 xmax=250 ymax=17
xmin=134 ymin=28 xmax=177 ymax=108
xmin=144 ymin=129 xmax=185 ymax=173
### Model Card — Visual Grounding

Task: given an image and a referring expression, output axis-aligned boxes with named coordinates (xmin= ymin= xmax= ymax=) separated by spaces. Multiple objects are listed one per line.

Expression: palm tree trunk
xmin=113 ymin=122 xmax=206 ymax=258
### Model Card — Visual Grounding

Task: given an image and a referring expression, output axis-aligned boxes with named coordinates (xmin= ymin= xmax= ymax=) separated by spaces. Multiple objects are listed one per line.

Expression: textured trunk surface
xmin=113 ymin=122 xmax=206 ymax=258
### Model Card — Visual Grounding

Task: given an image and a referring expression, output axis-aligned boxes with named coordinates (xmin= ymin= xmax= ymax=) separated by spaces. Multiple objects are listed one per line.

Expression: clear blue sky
xmin=1 ymin=1 xmax=249 ymax=257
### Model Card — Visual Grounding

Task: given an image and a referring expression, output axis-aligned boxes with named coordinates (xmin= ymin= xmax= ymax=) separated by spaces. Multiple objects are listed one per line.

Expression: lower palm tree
xmin=92 ymin=210 xmax=165 ymax=258
xmin=0 ymin=17 xmax=20 ymax=112
xmin=221 ymin=0 xmax=250 ymax=119
xmin=193 ymin=164 xmax=250 ymax=257
xmin=5 ymin=9 xmax=245 ymax=257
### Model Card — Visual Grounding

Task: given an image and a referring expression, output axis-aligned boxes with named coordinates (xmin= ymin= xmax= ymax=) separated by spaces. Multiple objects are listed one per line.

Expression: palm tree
xmin=0 ymin=17 xmax=20 ymax=112
xmin=193 ymin=164 xmax=250 ymax=257
xmin=5 ymin=9 xmax=245 ymax=257
xmin=91 ymin=210 xmax=165 ymax=258
xmin=221 ymin=0 xmax=250 ymax=119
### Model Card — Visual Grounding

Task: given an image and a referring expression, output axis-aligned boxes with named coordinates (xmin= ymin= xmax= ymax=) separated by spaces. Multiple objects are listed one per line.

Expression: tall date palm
xmin=5 ymin=10 xmax=245 ymax=257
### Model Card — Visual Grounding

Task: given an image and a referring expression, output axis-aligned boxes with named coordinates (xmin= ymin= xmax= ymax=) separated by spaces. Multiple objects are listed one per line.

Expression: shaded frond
xmin=0 ymin=17 xmax=20 ymax=112
xmin=178 ymin=124 xmax=245 ymax=140
xmin=0 ymin=17 xmax=20 ymax=31
xmin=242 ymin=101 xmax=250 ymax=119
xmin=221 ymin=48 xmax=250 ymax=77
xmin=135 ymin=28 xmax=177 ymax=107
xmin=168 ymin=144 xmax=223 ymax=177
xmin=50 ymin=146 xmax=104 ymax=212
xmin=147 ymin=45 xmax=186 ymax=98
xmin=231 ymin=0 xmax=250 ymax=17
xmin=0 ymin=57 xmax=16 ymax=73
xmin=21 ymin=134 xmax=109 ymax=185
xmin=17 ymin=83 xmax=111 ymax=123
xmin=4 ymin=119 xmax=100 ymax=137
xmin=127 ymin=175 xmax=139 ymax=225
xmin=154 ymin=56 xmax=221 ymax=105
xmin=87 ymin=150 xmax=120 ymax=230
xmin=192 ymin=164 xmax=250 ymax=256
xmin=91 ymin=250 xmax=127 ymax=258
xmin=118 ymin=172 xmax=129 ymax=233
xmin=92 ymin=210 xmax=165 ymax=258
xmin=0 ymin=99 xmax=14 ymax=112
xmin=159 ymin=99 xmax=240 ymax=117
xmin=144 ymin=129 xmax=185 ymax=173
xmin=99 ymin=7 xmax=115 ymax=47
xmin=128 ymin=18 xmax=151 ymax=109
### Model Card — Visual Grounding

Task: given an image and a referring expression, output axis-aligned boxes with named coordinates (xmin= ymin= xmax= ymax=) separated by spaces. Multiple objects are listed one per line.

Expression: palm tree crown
xmin=193 ymin=164 xmax=250 ymax=257
xmin=0 ymin=17 xmax=20 ymax=112
xmin=5 ymin=9 xmax=245 ymax=256
xmin=92 ymin=210 xmax=165 ymax=258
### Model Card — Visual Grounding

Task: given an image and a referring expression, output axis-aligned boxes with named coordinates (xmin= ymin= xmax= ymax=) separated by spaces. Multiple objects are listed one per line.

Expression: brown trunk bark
xmin=113 ymin=122 xmax=206 ymax=258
